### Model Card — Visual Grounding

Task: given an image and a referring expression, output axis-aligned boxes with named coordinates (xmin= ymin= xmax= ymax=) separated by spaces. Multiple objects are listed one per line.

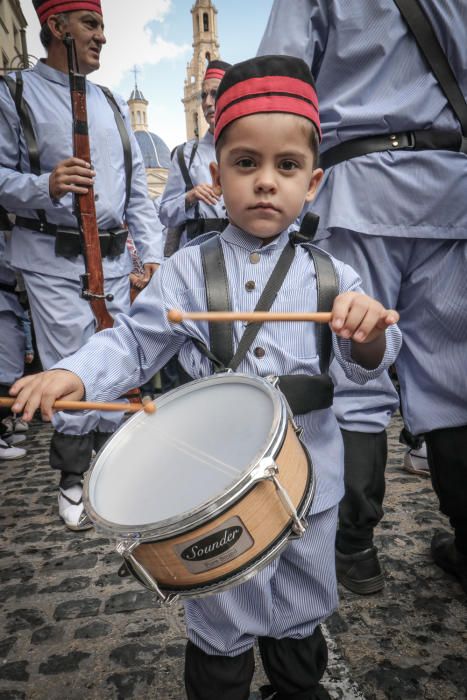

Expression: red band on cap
xmin=36 ymin=0 xmax=102 ymax=24
xmin=216 ymin=76 xmax=318 ymax=116
xmin=204 ymin=68 xmax=226 ymax=82
xmin=215 ymin=94 xmax=321 ymax=142
xmin=215 ymin=75 xmax=321 ymax=142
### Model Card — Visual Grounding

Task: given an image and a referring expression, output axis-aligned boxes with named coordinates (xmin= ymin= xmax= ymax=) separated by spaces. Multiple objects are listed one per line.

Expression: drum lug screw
xmin=251 ymin=457 xmax=278 ymax=482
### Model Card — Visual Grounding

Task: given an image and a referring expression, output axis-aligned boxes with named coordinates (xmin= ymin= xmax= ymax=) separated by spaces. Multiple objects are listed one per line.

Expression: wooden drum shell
xmin=131 ymin=419 xmax=310 ymax=593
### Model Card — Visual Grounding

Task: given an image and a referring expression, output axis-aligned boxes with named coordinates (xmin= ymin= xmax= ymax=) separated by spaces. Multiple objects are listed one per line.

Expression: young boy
xmin=11 ymin=56 xmax=401 ymax=700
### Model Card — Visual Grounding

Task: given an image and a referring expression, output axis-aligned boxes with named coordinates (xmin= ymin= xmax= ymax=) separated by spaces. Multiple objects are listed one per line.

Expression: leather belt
xmin=320 ymin=129 xmax=467 ymax=170
xmin=15 ymin=216 xmax=118 ymax=237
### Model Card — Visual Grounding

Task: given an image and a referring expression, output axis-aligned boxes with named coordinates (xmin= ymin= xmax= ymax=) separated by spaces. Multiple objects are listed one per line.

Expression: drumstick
xmin=0 ymin=397 xmax=156 ymax=415
xmin=168 ymin=309 xmax=332 ymax=324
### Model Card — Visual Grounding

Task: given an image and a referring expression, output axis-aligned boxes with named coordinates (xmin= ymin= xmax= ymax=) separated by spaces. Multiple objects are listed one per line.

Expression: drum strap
xmin=195 ymin=213 xmax=338 ymax=414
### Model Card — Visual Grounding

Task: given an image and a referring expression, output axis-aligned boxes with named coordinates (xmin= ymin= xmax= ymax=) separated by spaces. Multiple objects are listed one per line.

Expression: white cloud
xmin=21 ymin=0 xmax=190 ymax=88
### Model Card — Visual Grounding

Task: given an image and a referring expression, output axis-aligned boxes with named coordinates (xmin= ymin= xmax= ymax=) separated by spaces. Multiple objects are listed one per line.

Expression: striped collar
xmin=221 ymin=224 xmax=290 ymax=252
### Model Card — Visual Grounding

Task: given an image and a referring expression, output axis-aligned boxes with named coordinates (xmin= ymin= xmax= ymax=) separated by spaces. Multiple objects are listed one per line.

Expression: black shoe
xmin=258 ymin=687 xmax=276 ymax=700
xmin=336 ymin=546 xmax=384 ymax=594
xmin=431 ymin=532 xmax=467 ymax=594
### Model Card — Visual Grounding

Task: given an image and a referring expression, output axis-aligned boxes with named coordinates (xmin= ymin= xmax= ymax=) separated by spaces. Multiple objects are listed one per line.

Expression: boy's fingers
xmin=330 ymin=294 xmax=353 ymax=331
xmin=352 ymin=306 xmax=380 ymax=342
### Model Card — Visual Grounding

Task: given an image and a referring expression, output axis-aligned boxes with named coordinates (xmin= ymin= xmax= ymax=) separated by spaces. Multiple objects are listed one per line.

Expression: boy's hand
xmin=9 ymin=370 xmax=85 ymax=422
xmin=331 ymin=292 xmax=399 ymax=343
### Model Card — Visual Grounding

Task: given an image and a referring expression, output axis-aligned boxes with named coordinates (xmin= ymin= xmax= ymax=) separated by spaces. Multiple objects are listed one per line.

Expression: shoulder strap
xmin=394 ymin=0 xmax=467 ymax=137
xmin=98 ymin=85 xmax=133 ymax=209
xmin=199 ymin=218 xmax=338 ymax=374
xmin=1 ymin=73 xmax=47 ymax=226
xmin=305 ymin=245 xmax=338 ymax=373
xmin=200 ymin=234 xmax=234 ymax=367
xmin=177 ymin=142 xmax=196 ymax=191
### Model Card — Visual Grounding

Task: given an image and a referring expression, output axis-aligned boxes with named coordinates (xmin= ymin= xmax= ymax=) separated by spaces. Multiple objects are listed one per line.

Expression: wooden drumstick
xmin=168 ymin=309 xmax=332 ymax=324
xmin=0 ymin=397 xmax=156 ymax=415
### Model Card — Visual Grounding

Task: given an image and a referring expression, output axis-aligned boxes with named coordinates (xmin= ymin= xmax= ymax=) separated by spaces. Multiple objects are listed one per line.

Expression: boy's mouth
xmin=249 ymin=202 xmax=280 ymax=212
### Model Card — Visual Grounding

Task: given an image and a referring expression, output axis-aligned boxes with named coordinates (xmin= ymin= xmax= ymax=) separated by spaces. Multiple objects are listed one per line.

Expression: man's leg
xmin=396 ymin=239 xmax=467 ymax=593
xmin=317 ymin=231 xmax=402 ymax=593
xmin=22 ymin=271 xmax=129 ymax=529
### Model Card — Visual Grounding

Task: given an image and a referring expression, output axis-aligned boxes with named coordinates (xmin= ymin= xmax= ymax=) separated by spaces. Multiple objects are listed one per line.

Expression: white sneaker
xmin=58 ymin=484 xmax=93 ymax=531
xmin=403 ymin=442 xmax=429 ymax=477
xmin=2 ymin=416 xmax=29 ymax=433
xmin=3 ymin=433 xmax=26 ymax=446
xmin=0 ymin=438 xmax=26 ymax=460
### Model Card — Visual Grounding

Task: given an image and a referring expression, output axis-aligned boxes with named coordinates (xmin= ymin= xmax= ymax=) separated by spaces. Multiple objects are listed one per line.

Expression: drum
xmin=84 ymin=373 xmax=314 ymax=603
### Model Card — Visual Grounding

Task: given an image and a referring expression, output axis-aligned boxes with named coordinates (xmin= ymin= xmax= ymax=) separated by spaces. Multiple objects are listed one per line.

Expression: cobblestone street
xmin=1 ymin=415 xmax=466 ymax=700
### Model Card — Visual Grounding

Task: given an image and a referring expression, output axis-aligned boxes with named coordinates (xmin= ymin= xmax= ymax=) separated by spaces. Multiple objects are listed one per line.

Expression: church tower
xmin=183 ymin=0 xmax=220 ymax=141
xmin=127 ymin=71 xmax=171 ymax=199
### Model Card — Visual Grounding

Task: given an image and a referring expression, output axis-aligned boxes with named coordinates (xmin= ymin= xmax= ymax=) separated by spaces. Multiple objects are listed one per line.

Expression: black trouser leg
xmin=425 ymin=425 xmax=467 ymax=555
xmin=336 ymin=429 xmax=387 ymax=554
xmin=0 ymin=383 xmax=11 ymax=420
xmin=184 ymin=640 xmax=254 ymax=700
xmin=258 ymin=627 xmax=330 ymax=700
xmin=50 ymin=431 xmax=94 ymax=489
xmin=93 ymin=431 xmax=113 ymax=454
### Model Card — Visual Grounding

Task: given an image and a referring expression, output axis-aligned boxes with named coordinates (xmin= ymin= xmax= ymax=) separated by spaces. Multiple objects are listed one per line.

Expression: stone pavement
xmin=0 ymin=416 xmax=466 ymax=700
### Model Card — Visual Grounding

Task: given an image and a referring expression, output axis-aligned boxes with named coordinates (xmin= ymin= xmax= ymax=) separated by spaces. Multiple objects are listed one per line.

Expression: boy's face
xmin=210 ymin=112 xmax=323 ymax=241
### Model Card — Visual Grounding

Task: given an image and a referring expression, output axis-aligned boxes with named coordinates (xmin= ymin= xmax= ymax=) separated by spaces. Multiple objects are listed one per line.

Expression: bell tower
xmin=183 ymin=0 xmax=220 ymax=141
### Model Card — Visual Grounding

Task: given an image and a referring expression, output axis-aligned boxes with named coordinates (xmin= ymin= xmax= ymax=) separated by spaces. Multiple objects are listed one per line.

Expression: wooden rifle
xmin=64 ymin=34 xmax=114 ymax=331
xmin=64 ymin=36 xmax=140 ymax=401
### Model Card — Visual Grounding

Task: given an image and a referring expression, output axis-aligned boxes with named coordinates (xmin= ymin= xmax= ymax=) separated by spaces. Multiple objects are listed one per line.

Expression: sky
xmin=21 ymin=0 xmax=275 ymax=150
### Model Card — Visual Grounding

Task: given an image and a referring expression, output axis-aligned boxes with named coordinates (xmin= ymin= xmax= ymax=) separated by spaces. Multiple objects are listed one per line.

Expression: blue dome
xmin=135 ymin=130 xmax=171 ymax=169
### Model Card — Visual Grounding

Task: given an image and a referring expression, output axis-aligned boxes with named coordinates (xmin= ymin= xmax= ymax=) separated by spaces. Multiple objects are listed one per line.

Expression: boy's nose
xmin=255 ymin=169 xmax=277 ymax=192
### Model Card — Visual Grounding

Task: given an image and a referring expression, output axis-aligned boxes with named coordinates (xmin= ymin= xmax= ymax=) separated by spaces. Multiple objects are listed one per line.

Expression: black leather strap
xmin=276 ymin=374 xmax=334 ymax=415
xmin=1 ymin=73 xmax=47 ymax=226
xmin=177 ymin=142 xmax=197 ymax=192
xmin=394 ymin=0 xmax=467 ymax=137
xmin=98 ymin=85 xmax=133 ymax=209
xmin=307 ymin=246 xmax=338 ymax=374
xmin=186 ymin=217 xmax=229 ymax=240
xmin=200 ymin=235 xmax=234 ymax=368
xmin=0 ymin=282 xmax=17 ymax=295
xmin=320 ymin=128 xmax=467 ymax=169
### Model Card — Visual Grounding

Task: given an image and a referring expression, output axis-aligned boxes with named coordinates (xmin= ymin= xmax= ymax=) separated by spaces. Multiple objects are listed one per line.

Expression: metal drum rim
xmin=84 ymin=372 xmax=288 ymax=539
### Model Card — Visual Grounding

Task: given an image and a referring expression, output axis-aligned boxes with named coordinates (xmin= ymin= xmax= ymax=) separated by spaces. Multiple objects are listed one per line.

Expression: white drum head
xmin=86 ymin=375 xmax=283 ymax=531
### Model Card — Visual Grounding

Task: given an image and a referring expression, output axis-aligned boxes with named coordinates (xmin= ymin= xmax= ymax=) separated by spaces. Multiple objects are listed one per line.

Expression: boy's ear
xmin=210 ymin=161 xmax=222 ymax=195
xmin=304 ymin=168 xmax=324 ymax=203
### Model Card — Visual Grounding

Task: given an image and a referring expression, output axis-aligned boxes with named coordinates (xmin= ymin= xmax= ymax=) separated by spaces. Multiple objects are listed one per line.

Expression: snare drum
xmin=84 ymin=373 xmax=314 ymax=602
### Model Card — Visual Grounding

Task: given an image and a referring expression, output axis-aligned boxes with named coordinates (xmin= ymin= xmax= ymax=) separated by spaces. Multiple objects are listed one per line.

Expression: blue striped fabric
xmin=57 ymin=224 xmax=402 ymax=514
xmin=185 ymin=506 xmax=339 ymax=656
xmin=258 ymin=0 xmax=467 ymax=240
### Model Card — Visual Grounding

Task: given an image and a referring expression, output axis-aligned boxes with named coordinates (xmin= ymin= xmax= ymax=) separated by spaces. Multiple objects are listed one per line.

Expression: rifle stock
xmin=64 ymin=34 xmax=114 ymax=332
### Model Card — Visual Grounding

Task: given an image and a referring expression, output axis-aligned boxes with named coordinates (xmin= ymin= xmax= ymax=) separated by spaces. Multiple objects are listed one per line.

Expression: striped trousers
xmin=184 ymin=505 xmax=338 ymax=657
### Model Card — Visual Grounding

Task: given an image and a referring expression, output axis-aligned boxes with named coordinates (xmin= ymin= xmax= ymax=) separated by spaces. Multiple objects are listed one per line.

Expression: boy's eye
xmin=279 ymin=160 xmax=299 ymax=171
xmin=235 ymin=157 xmax=255 ymax=168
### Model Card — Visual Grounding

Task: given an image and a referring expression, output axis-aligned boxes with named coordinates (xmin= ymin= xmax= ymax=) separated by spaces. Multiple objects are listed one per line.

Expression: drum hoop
xmin=84 ymin=373 xmax=289 ymax=539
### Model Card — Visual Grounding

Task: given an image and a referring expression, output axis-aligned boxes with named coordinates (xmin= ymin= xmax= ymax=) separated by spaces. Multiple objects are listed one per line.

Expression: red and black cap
xmin=33 ymin=0 xmax=102 ymax=25
xmin=203 ymin=60 xmax=231 ymax=82
xmin=214 ymin=54 xmax=321 ymax=143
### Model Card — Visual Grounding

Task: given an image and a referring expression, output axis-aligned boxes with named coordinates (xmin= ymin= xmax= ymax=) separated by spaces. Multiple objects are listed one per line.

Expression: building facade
xmin=0 ymin=0 xmax=29 ymax=74
xmin=182 ymin=0 xmax=220 ymax=141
